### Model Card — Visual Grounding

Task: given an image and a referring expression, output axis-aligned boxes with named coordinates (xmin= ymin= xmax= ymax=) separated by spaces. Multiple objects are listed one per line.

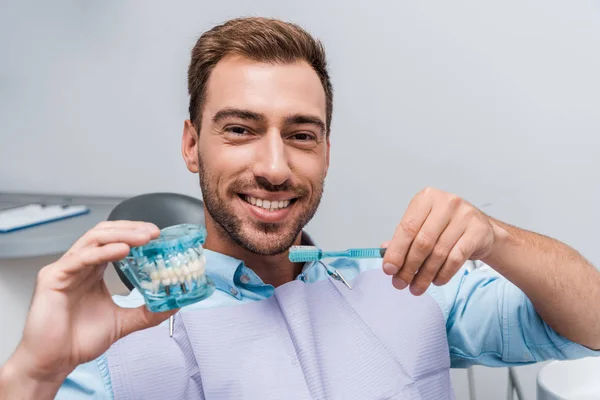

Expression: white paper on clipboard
xmin=0 ymin=204 xmax=90 ymax=233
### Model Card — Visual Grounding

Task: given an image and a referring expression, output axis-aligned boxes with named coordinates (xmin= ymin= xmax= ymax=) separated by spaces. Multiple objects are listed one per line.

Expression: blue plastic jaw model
xmin=115 ymin=223 xmax=215 ymax=312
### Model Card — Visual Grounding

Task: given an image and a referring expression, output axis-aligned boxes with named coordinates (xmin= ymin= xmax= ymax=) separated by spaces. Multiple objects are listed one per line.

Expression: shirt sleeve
xmin=55 ymin=356 xmax=112 ymax=399
xmin=429 ymin=262 xmax=600 ymax=368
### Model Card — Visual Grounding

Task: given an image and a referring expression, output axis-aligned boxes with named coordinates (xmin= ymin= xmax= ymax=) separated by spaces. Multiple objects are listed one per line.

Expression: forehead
xmin=203 ymin=55 xmax=327 ymax=122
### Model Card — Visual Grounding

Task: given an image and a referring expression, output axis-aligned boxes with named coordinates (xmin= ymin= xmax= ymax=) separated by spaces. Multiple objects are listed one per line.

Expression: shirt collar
xmin=204 ymin=231 xmax=318 ymax=298
xmin=204 ymin=250 xmax=245 ymax=299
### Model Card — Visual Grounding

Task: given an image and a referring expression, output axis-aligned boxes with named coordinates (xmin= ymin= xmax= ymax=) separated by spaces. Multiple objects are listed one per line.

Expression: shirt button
xmin=240 ymin=274 xmax=250 ymax=284
xmin=230 ymin=287 xmax=239 ymax=296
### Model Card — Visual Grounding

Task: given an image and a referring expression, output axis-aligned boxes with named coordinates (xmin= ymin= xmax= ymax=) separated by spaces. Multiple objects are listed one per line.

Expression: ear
xmin=182 ymin=120 xmax=200 ymax=173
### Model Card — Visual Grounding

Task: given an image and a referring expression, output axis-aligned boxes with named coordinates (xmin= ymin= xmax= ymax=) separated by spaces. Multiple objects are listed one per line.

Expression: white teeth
xmin=144 ymin=261 xmax=159 ymax=281
xmin=159 ymin=268 xmax=169 ymax=280
xmin=149 ymin=252 xmax=207 ymax=295
xmin=244 ymin=196 xmax=292 ymax=211
xmin=143 ymin=261 xmax=156 ymax=274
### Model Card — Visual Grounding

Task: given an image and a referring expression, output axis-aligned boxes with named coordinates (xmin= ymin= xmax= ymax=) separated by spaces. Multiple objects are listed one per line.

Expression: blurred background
xmin=1 ymin=1 xmax=599 ymax=398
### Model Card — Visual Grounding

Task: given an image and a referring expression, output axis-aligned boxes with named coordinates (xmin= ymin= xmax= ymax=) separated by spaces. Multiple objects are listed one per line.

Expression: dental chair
xmin=107 ymin=192 xmax=205 ymax=290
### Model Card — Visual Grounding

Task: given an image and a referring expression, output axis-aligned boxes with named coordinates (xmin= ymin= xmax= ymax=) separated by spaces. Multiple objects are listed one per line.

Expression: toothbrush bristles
xmin=288 ymin=245 xmax=321 ymax=262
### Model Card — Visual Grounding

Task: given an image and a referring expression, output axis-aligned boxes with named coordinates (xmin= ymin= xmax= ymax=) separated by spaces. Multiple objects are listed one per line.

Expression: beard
xmin=198 ymin=157 xmax=324 ymax=256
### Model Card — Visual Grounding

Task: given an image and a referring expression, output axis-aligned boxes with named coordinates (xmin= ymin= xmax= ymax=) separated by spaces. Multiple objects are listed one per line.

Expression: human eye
xmin=289 ymin=132 xmax=318 ymax=144
xmin=224 ymin=125 xmax=252 ymax=136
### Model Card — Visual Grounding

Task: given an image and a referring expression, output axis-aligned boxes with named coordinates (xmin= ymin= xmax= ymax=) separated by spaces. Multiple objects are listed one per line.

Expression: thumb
xmin=117 ymin=306 xmax=179 ymax=339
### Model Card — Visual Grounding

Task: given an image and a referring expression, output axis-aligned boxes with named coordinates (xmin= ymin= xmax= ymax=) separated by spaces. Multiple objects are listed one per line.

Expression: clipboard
xmin=0 ymin=203 xmax=90 ymax=233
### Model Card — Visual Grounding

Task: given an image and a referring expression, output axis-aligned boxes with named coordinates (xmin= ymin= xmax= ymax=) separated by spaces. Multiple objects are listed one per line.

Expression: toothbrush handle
xmin=322 ymin=250 xmax=352 ymax=259
xmin=347 ymin=248 xmax=387 ymax=259
xmin=320 ymin=248 xmax=387 ymax=260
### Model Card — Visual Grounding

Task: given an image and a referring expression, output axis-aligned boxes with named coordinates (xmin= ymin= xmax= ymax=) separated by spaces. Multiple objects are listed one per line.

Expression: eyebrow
xmin=284 ymin=114 xmax=326 ymax=135
xmin=212 ymin=108 xmax=266 ymax=124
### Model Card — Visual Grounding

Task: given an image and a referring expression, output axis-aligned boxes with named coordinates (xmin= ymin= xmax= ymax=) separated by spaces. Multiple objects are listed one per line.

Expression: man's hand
xmin=382 ymin=187 xmax=502 ymax=295
xmin=0 ymin=221 xmax=178 ymax=399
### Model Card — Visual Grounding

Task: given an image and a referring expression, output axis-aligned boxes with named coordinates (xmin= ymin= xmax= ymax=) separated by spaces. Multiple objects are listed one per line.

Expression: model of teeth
xmin=142 ymin=251 xmax=207 ymax=295
xmin=141 ymin=261 xmax=161 ymax=293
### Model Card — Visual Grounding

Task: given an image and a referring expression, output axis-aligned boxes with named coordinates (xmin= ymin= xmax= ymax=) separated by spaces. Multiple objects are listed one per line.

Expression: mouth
xmin=237 ymin=194 xmax=298 ymax=223
xmin=240 ymin=194 xmax=296 ymax=210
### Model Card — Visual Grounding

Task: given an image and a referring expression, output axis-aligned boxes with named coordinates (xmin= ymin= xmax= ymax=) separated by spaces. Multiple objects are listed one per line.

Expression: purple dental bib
xmin=106 ymin=269 xmax=454 ymax=399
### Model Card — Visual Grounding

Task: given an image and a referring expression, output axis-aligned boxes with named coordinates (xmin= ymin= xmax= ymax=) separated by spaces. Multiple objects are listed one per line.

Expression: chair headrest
xmin=107 ymin=192 xmax=205 ymax=228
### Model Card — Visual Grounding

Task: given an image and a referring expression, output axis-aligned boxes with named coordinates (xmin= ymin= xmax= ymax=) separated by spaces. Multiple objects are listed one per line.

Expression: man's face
xmin=183 ymin=55 xmax=330 ymax=255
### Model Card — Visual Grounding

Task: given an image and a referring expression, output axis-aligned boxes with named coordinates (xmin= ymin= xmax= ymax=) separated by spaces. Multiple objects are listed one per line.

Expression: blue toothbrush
xmin=288 ymin=245 xmax=387 ymax=263
xmin=288 ymin=245 xmax=388 ymax=289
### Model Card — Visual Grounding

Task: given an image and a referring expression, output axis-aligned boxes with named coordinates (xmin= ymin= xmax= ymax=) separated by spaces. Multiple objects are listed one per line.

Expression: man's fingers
xmin=93 ymin=220 xmax=159 ymax=233
xmin=82 ymin=229 xmax=155 ymax=249
xmin=390 ymin=204 xmax=453 ymax=288
xmin=407 ymin=218 xmax=465 ymax=295
xmin=61 ymin=243 xmax=131 ymax=274
xmin=117 ymin=306 xmax=179 ymax=339
xmin=69 ymin=221 xmax=159 ymax=251
xmin=383 ymin=194 xmax=433 ymax=276
xmin=433 ymin=234 xmax=475 ymax=286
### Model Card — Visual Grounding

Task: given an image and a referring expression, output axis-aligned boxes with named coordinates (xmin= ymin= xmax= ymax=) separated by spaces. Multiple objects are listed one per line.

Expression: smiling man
xmin=184 ymin=47 xmax=331 ymax=287
xmin=1 ymin=17 xmax=599 ymax=400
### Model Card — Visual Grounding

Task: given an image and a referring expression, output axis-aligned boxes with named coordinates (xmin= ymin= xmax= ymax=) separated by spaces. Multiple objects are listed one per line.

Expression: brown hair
xmin=187 ymin=17 xmax=333 ymax=134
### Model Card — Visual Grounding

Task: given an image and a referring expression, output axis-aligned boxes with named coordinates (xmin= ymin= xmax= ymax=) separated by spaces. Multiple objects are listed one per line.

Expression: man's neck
xmin=202 ymin=220 xmax=304 ymax=288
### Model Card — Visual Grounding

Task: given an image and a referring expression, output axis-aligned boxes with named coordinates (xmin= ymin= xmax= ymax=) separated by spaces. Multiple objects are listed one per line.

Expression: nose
xmin=251 ymin=130 xmax=292 ymax=186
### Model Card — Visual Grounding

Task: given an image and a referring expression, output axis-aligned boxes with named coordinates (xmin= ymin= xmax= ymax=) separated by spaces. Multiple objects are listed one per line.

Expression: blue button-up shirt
xmin=55 ymin=249 xmax=599 ymax=399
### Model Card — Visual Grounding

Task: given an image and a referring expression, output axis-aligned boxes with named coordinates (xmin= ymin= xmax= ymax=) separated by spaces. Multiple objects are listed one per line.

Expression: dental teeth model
xmin=139 ymin=251 xmax=207 ymax=296
xmin=115 ymin=223 xmax=215 ymax=313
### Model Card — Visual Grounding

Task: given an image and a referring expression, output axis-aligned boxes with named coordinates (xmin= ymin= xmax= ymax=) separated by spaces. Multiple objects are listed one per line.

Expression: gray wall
xmin=2 ymin=1 xmax=599 ymax=399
